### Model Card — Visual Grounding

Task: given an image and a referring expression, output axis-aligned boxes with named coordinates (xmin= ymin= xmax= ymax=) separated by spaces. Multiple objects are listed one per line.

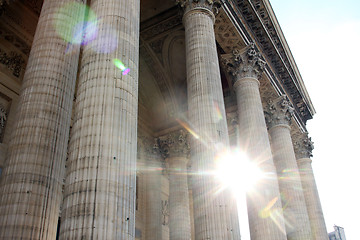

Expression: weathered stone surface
xmin=182 ymin=2 xmax=240 ymax=239
xmin=267 ymin=96 xmax=312 ymax=240
xmin=295 ymin=133 xmax=328 ymax=240
xmin=0 ymin=0 xmax=82 ymax=238
xmin=224 ymin=45 xmax=287 ymax=240
xmin=60 ymin=0 xmax=140 ymax=239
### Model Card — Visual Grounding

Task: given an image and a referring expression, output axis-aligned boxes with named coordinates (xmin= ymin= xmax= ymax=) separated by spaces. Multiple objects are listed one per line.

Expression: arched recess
xmin=162 ymin=30 xmax=187 ymax=115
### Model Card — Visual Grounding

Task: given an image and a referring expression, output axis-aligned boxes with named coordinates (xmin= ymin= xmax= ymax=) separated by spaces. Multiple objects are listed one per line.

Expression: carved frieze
xmin=157 ymin=129 xmax=190 ymax=159
xmin=221 ymin=43 xmax=266 ymax=82
xmin=141 ymin=14 xmax=182 ymax=41
xmin=0 ymin=48 xmax=25 ymax=78
xmin=214 ymin=10 xmax=246 ymax=53
xmin=294 ymin=133 xmax=314 ymax=159
xmin=0 ymin=26 xmax=32 ymax=55
xmin=264 ymin=95 xmax=294 ymax=129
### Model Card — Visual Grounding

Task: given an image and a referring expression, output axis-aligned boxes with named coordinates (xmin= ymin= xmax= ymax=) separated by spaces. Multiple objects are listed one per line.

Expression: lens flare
xmin=54 ymin=2 xmax=97 ymax=44
xmin=89 ymin=25 xmax=119 ymax=53
xmin=113 ymin=59 xmax=130 ymax=75
xmin=215 ymin=148 xmax=264 ymax=194
xmin=213 ymin=101 xmax=223 ymax=122
xmin=176 ymin=119 xmax=200 ymax=139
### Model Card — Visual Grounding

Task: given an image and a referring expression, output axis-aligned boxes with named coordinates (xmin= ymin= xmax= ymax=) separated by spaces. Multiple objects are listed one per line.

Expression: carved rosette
xmin=157 ymin=130 xmax=190 ymax=159
xmin=0 ymin=104 xmax=7 ymax=141
xmin=265 ymin=95 xmax=294 ymax=129
xmin=294 ymin=133 xmax=314 ymax=159
xmin=175 ymin=0 xmax=221 ymax=15
xmin=221 ymin=43 xmax=266 ymax=83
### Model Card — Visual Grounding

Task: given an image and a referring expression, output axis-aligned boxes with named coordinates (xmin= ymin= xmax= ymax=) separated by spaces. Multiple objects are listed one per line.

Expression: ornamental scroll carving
xmin=264 ymin=95 xmax=294 ymax=129
xmin=294 ymin=133 xmax=314 ymax=159
xmin=221 ymin=43 xmax=266 ymax=82
xmin=156 ymin=129 xmax=190 ymax=159
xmin=175 ymin=0 xmax=221 ymax=15
xmin=0 ymin=104 xmax=7 ymax=141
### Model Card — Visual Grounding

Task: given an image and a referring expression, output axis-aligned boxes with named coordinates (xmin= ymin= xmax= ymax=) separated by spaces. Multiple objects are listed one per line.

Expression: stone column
xmin=222 ymin=45 xmax=287 ymax=240
xmin=265 ymin=96 xmax=312 ymax=240
xmin=294 ymin=134 xmax=328 ymax=240
xmin=178 ymin=0 xmax=240 ymax=238
xmin=0 ymin=1 xmax=83 ymax=239
xmin=60 ymin=0 xmax=140 ymax=239
xmin=158 ymin=130 xmax=191 ymax=240
xmin=144 ymin=138 xmax=163 ymax=240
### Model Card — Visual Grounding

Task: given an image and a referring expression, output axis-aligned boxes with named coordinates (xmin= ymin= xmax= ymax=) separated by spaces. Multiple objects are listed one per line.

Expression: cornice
xmin=225 ymin=0 xmax=314 ymax=125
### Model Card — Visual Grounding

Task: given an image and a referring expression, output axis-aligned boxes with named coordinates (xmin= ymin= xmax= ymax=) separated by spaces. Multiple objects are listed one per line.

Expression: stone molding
xmin=294 ymin=133 xmax=314 ymax=159
xmin=265 ymin=95 xmax=294 ymax=129
xmin=156 ymin=129 xmax=190 ymax=159
xmin=221 ymin=43 xmax=266 ymax=83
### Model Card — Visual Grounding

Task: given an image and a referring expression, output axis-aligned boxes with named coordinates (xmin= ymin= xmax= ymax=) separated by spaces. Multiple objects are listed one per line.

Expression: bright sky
xmin=237 ymin=0 xmax=360 ymax=239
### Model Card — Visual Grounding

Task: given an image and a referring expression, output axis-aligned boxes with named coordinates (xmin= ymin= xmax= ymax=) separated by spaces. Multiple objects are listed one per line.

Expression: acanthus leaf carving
xmin=157 ymin=129 xmax=190 ymax=159
xmin=264 ymin=95 xmax=294 ymax=129
xmin=175 ymin=0 xmax=221 ymax=15
xmin=294 ymin=133 xmax=314 ymax=159
xmin=221 ymin=43 xmax=266 ymax=83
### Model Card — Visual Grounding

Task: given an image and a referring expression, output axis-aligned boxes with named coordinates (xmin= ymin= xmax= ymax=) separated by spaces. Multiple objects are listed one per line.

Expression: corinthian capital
xmin=221 ymin=43 xmax=266 ymax=83
xmin=176 ymin=0 xmax=221 ymax=15
xmin=294 ymin=133 xmax=314 ymax=159
xmin=265 ymin=95 xmax=294 ymax=129
xmin=157 ymin=130 xmax=190 ymax=159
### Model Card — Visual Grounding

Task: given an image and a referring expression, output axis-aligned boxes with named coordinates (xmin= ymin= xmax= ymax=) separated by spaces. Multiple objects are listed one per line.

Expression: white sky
xmin=237 ymin=0 xmax=360 ymax=239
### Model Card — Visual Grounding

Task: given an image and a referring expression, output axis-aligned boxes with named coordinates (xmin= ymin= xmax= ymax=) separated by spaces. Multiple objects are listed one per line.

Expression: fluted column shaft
xmin=266 ymin=96 xmax=312 ymax=240
xmin=235 ymin=79 xmax=286 ymax=240
xmin=222 ymin=46 xmax=286 ymax=240
xmin=0 ymin=1 xmax=82 ymax=239
xmin=168 ymin=157 xmax=191 ymax=240
xmin=181 ymin=1 xmax=240 ymax=238
xmin=145 ymin=158 xmax=163 ymax=240
xmin=295 ymin=135 xmax=328 ymax=240
xmin=158 ymin=130 xmax=191 ymax=240
xmin=60 ymin=0 xmax=140 ymax=239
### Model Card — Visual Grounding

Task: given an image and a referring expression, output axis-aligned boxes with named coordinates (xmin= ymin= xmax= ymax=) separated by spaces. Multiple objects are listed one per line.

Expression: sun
xmin=215 ymin=148 xmax=263 ymax=195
